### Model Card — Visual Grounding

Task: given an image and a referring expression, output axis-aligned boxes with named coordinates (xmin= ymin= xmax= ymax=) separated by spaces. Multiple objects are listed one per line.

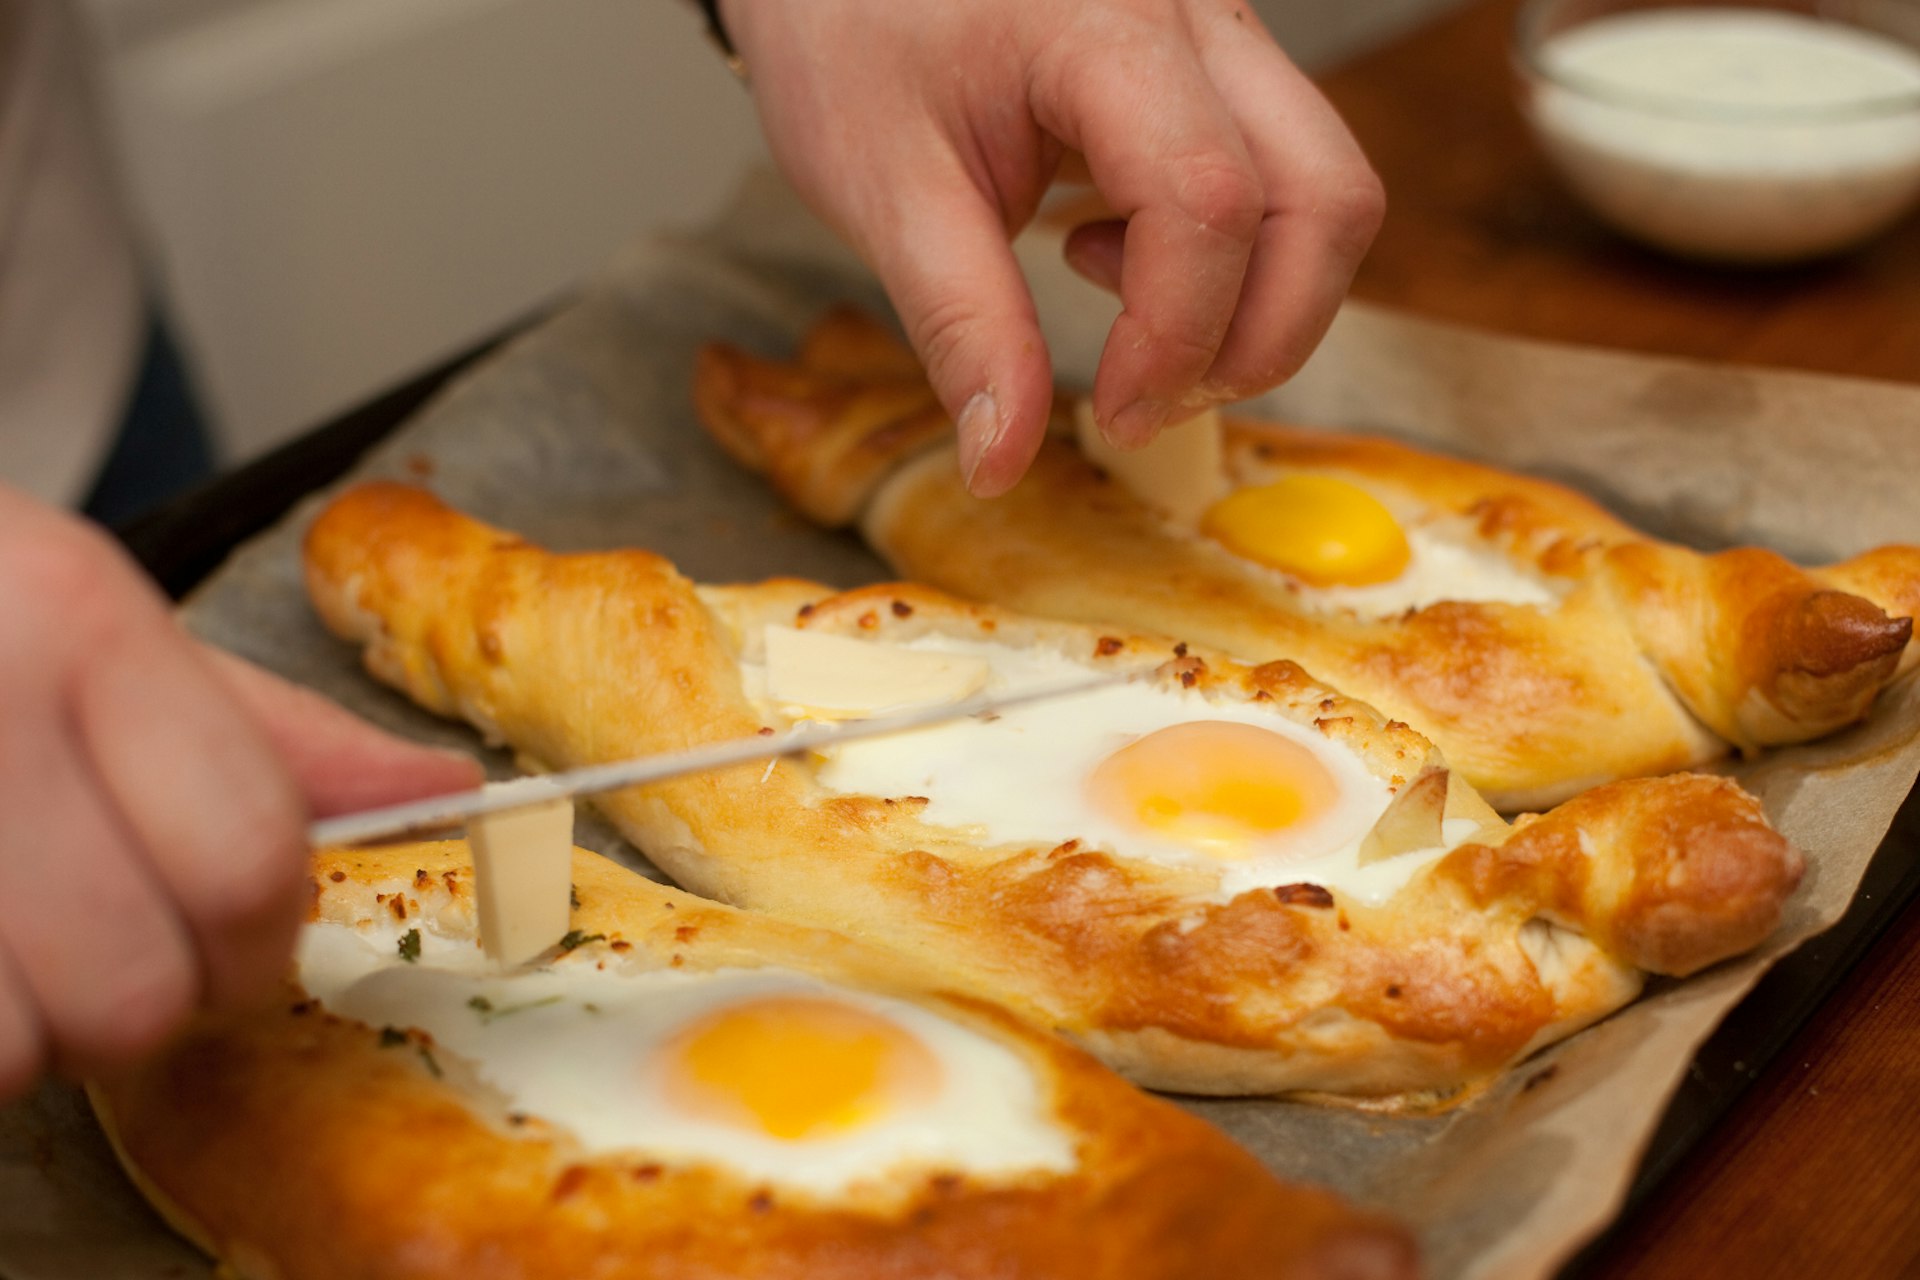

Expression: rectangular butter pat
xmin=1357 ymin=767 xmax=1449 ymax=866
xmin=1073 ymin=399 xmax=1228 ymax=527
xmin=763 ymin=625 xmax=991 ymax=720
xmin=469 ymin=789 xmax=575 ymax=967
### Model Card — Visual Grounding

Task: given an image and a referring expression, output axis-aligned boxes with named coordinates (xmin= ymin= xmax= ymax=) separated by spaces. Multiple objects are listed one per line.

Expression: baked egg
xmin=748 ymin=631 xmax=1482 ymax=905
xmin=1071 ymin=400 xmax=1561 ymax=618
xmin=295 ymin=922 xmax=1076 ymax=1195
xmin=1201 ymin=473 xmax=1561 ymax=618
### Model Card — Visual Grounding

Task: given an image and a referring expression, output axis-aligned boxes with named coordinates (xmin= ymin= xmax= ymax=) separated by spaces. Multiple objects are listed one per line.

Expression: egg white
xmin=294 ymin=920 xmax=1077 ymax=1196
xmin=748 ymin=636 xmax=1477 ymax=905
xmin=1298 ymin=520 xmax=1563 ymax=617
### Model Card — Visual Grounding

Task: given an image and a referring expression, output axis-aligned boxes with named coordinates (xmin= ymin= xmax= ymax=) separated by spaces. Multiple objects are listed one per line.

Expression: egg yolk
xmin=658 ymin=996 xmax=941 ymax=1141
xmin=1087 ymin=721 xmax=1340 ymax=857
xmin=1201 ymin=474 xmax=1411 ymax=587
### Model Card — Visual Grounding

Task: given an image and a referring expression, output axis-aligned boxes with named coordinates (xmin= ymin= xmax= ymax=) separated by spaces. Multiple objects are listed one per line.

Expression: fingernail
xmin=957 ymin=391 xmax=1003 ymax=494
xmin=1108 ymin=399 xmax=1170 ymax=449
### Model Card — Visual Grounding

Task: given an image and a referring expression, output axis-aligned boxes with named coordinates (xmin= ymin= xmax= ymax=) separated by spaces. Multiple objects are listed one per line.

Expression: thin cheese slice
xmin=469 ymin=788 xmax=575 ymax=967
xmin=1073 ymin=399 xmax=1228 ymax=527
xmin=763 ymin=625 xmax=990 ymax=720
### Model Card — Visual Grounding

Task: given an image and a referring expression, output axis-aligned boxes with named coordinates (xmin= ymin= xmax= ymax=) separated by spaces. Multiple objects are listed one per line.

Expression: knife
xmin=308 ymin=672 xmax=1123 ymax=849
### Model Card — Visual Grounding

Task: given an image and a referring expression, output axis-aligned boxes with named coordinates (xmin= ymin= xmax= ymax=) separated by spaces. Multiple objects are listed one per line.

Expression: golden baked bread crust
xmin=693 ymin=309 xmax=1917 ymax=809
xmin=302 ymin=485 xmax=1801 ymax=1102
xmin=91 ymin=841 xmax=1415 ymax=1280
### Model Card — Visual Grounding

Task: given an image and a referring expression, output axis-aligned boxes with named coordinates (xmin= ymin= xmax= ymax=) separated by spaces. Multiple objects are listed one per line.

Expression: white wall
xmin=81 ymin=0 xmax=765 ymax=459
xmin=79 ymin=0 xmax=1462 ymax=463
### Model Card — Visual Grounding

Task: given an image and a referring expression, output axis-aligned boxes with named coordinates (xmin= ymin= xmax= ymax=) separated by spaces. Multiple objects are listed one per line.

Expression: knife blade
xmin=308 ymin=672 xmax=1124 ymax=849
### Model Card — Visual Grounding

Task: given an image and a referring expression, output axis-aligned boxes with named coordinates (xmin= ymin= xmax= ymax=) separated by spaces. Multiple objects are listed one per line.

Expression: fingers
xmin=728 ymin=0 xmax=1378 ymax=488
xmin=69 ymin=612 xmax=314 ymax=1013
xmin=1063 ymin=218 xmax=1127 ymax=293
xmin=860 ymin=160 xmax=1057 ymax=498
xmin=0 ymin=942 xmax=44 ymax=1098
xmin=0 ymin=713 xmax=200 ymax=1076
xmin=1189 ymin=5 xmax=1384 ymax=398
xmin=1036 ymin=5 xmax=1382 ymax=445
xmin=0 ymin=485 xmax=479 ymax=1098
xmin=0 ymin=503 xmax=207 ymax=1086
xmin=13 ymin=526 xmax=312 ymax=1029
xmin=1035 ymin=30 xmax=1264 ymax=446
xmin=0 ymin=517 xmax=202 ymax=1074
xmin=720 ymin=0 xmax=1058 ymax=496
xmin=1053 ymin=149 xmax=1096 ymax=186
xmin=206 ymin=650 xmax=481 ymax=817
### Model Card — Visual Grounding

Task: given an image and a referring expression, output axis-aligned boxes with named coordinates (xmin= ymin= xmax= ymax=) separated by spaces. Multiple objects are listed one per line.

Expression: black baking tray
xmin=112 ymin=336 xmax=1920 ymax=1275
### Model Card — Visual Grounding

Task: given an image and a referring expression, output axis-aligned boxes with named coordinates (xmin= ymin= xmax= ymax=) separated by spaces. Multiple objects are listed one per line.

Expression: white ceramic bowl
xmin=1514 ymin=0 xmax=1920 ymax=263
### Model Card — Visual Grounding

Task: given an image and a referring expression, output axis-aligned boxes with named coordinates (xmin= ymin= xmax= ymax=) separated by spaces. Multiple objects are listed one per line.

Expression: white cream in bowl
xmin=1523 ymin=8 xmax=1920 ymax=262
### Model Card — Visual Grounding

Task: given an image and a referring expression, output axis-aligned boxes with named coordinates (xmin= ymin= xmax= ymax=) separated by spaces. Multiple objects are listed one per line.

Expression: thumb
xmin=202 ymin=648 xmax=483 ymax=817
xmin=860 ymin=167 xmax=1055 ymax=498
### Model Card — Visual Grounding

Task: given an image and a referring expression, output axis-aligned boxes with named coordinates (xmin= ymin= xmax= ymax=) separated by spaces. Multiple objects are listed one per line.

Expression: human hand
xmin=721 ymin=0 xmax=1384 ymax=496
xmin=0 ymin=487 xmax=479 ymax=1097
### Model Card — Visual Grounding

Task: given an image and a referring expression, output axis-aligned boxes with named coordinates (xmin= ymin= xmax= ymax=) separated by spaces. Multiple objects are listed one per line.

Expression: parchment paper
xmin=4 ymin=171 xmax=1917 ymax=1280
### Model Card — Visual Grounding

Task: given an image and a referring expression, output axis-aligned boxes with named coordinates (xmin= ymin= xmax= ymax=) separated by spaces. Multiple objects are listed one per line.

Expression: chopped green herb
xmin=467 ymin=994 xmax=562 ymax=1024
xmin=582 ymin=1003 xmax=602 ymax=1015
xmin=570 ymin=885 xmax=582 ymax=910
xmin=557 ymin=930 xmax=605 ymax=953
xmin=418 ymin=1046 xmax=443 ymax=1078
xmin=377 ymin=1026 xmax=408 ymax=1048
xmin=397 ymin=928 xmax=422 ymax=963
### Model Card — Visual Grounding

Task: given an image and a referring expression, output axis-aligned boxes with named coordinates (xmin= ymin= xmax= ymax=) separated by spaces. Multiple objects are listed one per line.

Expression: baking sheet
xmin=4 ymin=171 xmax=1918 ymax=1280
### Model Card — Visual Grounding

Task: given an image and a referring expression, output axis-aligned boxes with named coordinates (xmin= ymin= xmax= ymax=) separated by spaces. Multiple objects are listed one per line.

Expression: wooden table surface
xmin=1319 ymin=3 xmax=1920 ymax=1276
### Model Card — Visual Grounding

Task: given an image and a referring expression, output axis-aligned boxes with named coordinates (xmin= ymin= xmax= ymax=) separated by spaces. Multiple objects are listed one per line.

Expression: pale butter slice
xmin=469 ymin=787 xmax=575 ymax=967
xmin=763 ymin=625 xmax=990 ymax=720
xmin=1357 ymin=766 xmax=1450 ymax=867
xmin=1073 ymin=399 xmax=1228 ymax=527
